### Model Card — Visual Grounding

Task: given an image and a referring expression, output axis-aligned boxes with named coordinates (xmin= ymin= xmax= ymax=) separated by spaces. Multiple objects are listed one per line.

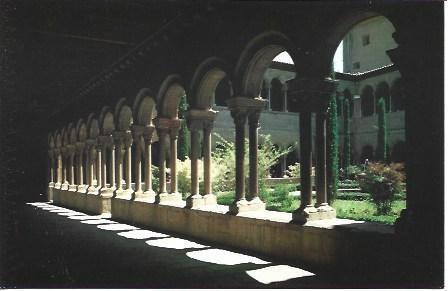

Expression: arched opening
xmin=76 ymin=120 xmax=88 ymax=186
xmin=214 ymin=76 xmax=232 ymax=107
xmin=270 ymin=78 xmax=283 ymax=111
xmin=361 ymin=144 xmax=374 ymax=161
xmin=376 ymin=81 xmax=390 ymax=113
xmin=361 ymin=85 xmax=375 ymax=117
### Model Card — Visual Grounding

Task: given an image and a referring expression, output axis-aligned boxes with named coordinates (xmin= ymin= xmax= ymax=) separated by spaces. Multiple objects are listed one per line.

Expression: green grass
xmin=216 ymin=189 xmax=406 ymax=225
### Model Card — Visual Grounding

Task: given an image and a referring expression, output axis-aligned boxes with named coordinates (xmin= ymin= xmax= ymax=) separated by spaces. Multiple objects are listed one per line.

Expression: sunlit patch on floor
xmin=81 ymin=219 xmax=118 ymax=225
xmin=145 ymin=237 xmax=208 ymax=250
xmin=27 ymin=202 xmax=51 ymax=206
xmin=97 ymin=223 xmax=139 ymax=231
xmin=186 ymin=249 xmax=270 ymax=266
xmin=117 ymin=229 xmax=170 ymax=240
xmin=48 ymin=209 xmax=72 ymax=213
xmin=67 ymin=215 xmax=103 ymax=220
xmin=246 ymin=265 xmax=315 ymax=284
xmin=58 ymin=211 xmax=85 ymax=216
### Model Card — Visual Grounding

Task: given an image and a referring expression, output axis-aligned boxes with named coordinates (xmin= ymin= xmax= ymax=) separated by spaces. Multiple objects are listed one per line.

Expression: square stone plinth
xmin=229 ymin=198 xmax=266 ymax=215
xmin=186 ymin=194 xmax=204 ymax=209
xmin=292 ymin=205 xmax=336 ymax=224
xmin=133 ymin=190 xmax=157 ymax=203
xmin=114 ymin=189 xmax=134 ymax=200
xmin=156 ymin=192 xmax=182 ymax=204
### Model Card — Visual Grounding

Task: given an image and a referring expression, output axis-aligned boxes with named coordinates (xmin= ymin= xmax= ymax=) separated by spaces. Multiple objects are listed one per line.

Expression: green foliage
xmin=212 ymin=133 xmax=293 ymax=193
xmin=376 ymin=97 xmax=388 ymax=161
xmin=151 ymin=165 xmax=160 ymax=193
xmin=327 ymin=94 xmax=339 ymax=204
xmin=177 ymin=95 xmax=190 ymax=161
xmin=343 ymin=98 xmax=351 ymax=170
xmin=340 ymin=165 xmax=363 ymax=180
xmin=285 ymin=162 xmax=300 ymax=177
xmin=260 ymin=184 xmax=298 ymax=212
xmin=334 ymin=199 xmax=405 ymax=225
xmin=357 ymin=162 xmax=405 ymax=214
xmin=338 ymin=179 xmax=360 ymax=189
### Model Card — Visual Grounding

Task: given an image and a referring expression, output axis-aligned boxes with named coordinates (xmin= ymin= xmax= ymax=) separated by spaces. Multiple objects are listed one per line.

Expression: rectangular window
xmin=362 ymin=34 xmax=370 ymax=46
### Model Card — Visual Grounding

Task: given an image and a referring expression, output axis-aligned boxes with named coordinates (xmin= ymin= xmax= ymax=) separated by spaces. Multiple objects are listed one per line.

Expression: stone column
xmin=55 ymin=150 xmax=62 ymax=186
xmin=68 ymin=146 xmax=77 ymax=191
xmin=186 ymin=120 xmax=202 ymax=208
xmin=100 ymin=144 xmax=107 ymax=189
xmin=76 ymin=143 xmax=87 ymax=193
xmin=288 ymin=77 xmax=338 ymax=223
xmin=141 ymin=125 xmax=156 ymax=201
xmin=61 ymin=147 xmax=69 ymax=190
xmin=247 ymin=111 xmax=265 ymax=210
xmin=315 ymin=111 xmax=336 ymax=217
xmin=121 ymin=132 xmax=134 ymax=199
xmin=231 ymin=110 xmax=248 ymax=213
xmin=157 ymin=128 xmax=168 ymax=198
xmin=282 ymin=83 xmax=288 ymax=112
xmin=134 ymin=136 xmax=143 ymax=196
xmin=169 ymin=127 xmax=179 ymax=195
xmin=109 ymin=143 xmax=116 ymax=191
xmin=202 ymin=120 xmax=216 ymax=204
xmin=87 ymin=141 xmax=99 ymax=194
xmin=47 ymin=150 xmax=55 ymax=201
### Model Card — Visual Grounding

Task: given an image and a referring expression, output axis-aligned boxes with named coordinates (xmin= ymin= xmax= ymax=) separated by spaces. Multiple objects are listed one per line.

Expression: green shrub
xmin=327 ymin=94 xmax=339 ymax=204
xmin=285 ymin=162 xmax=300 ymax=177
xmin=357 ymin=162 xmax=405 ymax=214
xmin=261 ymin=184 xmax=298 ymax=212
xmin=151 ymin=165 xmax=160 ymax=192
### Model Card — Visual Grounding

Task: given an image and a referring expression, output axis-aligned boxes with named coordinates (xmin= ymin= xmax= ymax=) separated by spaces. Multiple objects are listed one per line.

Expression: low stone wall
xmin=53 ymin=189 xmax=397 ymax=272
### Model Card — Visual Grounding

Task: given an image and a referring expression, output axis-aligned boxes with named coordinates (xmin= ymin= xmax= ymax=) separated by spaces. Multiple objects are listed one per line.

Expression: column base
xmin=68 ymin=184 xmax=78 ymax=192
xmin=49 ymin=182 xmax=55 ymax=188
xmin=87 ymin=185 xmax=101 ymax=195
xmin=291 ymin=205 xmax=319 ymax=224
xmin=203 ymin=193 xmax=217 ymax=206
xmin=156 ymin=192 xmax=182 ymax=204
xmin=54 ymin=182 xmax=62 ymax=189
xmin=133 ymin=190 xmax=156 ymax=203
xmin=77 ymin=184 xmax=88 ymax=194
xmin=316 ymin=203 xmax=336 ymax=219
xmin=61 ymin=182 xmax=70 ymax=191
xmin=185 ymin=194 xmax=204 ymax=209
xmin=229 ymin=198 xmax=265 ymax=214
xmin=114 ymin=189 xmax=134 ymax=200
xmin=99 ymin=187 xmax=115 ymax=198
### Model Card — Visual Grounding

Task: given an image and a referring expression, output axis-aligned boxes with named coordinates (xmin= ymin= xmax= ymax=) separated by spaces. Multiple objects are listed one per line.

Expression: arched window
xmin=375 ymin=81 xmax=390 ymax=112
xmin=343 ymin=89 xmax=354 ymax=117
xmin=361 ymin=144 xmax=374 ymax=161
xmin=361 ymin=86 xmax=374 ymax=117
xmin=391 ymin=141 xmax=405 ymax=162
xmin=270 ymin=78 xmax=282 ymax=111
xmin=391 ymin=78 xmax=404 ymax=112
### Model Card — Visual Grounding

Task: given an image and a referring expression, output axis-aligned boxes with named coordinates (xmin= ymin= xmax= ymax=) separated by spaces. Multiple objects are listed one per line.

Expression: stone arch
xmin=157 ymin=75 xmax=186 ymax=119
xmin=234 ymin=31 xmax=298 ymax=98
xmin=361 ymin=85 xmax=374 ymax=117
xmin=114 ymin=98 xmax=133 ymax=131
xmin=76 ymin=119 xmax=88 ymax=142
xmin=391 ymin=77 xmax=404 ymax=112
xmin=68 ymin=123 xmax=77 ymax=144
xmin=317 ymin=11 xmax=397 ymax=75
xmin=48 ymin=133 xmax=55 ymax=149
xmin=86 ymin=113 xmax=100 ymax=139
xmin=375 ymin=81 xmax=390 ymax=112
xmin=361 ymin=144 xmax=374 ymax=161
xmin=99 ymin=106 xmax=116 ymax=135
xmin=62 ymin=126 xmax=70 ymax=147
xmin=189 ymin=57 xmax=230 ymax=110
xmin=55 ymin=130 xmax=62 ymax=149
xmin=132 ymin=88 xmax=158 ymax=126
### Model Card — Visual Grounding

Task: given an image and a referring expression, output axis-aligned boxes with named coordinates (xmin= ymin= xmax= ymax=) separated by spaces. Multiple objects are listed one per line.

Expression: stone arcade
xmin=37 ymin=1 xmax=442 ymax=284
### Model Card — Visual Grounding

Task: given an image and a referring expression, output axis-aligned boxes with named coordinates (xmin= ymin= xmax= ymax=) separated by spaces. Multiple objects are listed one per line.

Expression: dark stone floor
xmin=0 ymin=199 xmax=443 ymax=288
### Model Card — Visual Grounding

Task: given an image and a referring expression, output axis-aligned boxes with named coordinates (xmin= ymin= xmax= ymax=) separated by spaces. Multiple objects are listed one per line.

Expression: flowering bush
xmin=356 ymin=162 xmax=405 ymax=214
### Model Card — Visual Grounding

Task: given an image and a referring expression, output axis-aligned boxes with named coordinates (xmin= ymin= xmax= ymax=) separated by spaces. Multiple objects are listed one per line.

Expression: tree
xmin=327 ymin=94 xmax=339 ymax=204
xmin=177 ymin=95 xmax=189 ymax=161
xmin=343 ymin=98 xmax=351 ymax=170
xmin=376 ymin=97 xmax=388 ymax=161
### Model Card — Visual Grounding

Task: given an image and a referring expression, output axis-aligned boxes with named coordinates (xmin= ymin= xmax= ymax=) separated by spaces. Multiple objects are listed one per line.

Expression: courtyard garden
xmin=170 ymin=132 xmax=406 ymax=225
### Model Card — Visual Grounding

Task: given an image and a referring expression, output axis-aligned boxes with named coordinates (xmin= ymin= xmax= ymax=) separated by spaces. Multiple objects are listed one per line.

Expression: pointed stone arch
xmin=133 ymin=88 xmax=158 ymax=126
xmin=99 ymin=106 xmax=116 ymax=135
xmin=114 ymin=98 xmax=133 ymax=131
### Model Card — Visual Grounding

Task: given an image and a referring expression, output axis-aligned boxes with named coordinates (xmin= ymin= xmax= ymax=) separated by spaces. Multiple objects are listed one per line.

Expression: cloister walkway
xmin=0 ymin=200 xmax=420 ymax=288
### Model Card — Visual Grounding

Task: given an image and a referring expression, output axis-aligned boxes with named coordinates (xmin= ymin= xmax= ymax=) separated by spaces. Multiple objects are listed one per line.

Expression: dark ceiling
xmin=16 ymin=0 xmax=194 ymax=118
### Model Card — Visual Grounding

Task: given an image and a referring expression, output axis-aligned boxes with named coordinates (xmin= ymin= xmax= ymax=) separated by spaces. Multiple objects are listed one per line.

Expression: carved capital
xmin=230 ymin=110 xmax=248 ymax=127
